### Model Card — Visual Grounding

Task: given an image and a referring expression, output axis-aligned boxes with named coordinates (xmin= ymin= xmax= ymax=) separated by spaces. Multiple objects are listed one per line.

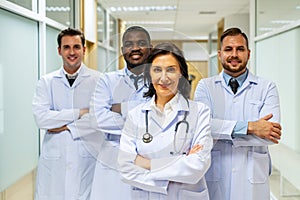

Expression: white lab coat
xmin=89 ymin=68 xmax=148 ymax=200
xmin=194 ymin=71 xmax=281 ymax=200
xmin=32 ymin=64 xmax=100 ymax=200
xmin=118 ymin=94 xmax=213 ymax=200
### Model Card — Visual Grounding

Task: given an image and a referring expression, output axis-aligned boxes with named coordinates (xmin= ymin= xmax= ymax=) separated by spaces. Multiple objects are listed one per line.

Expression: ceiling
xmin=98 ymin=0 xmax=250 ymax=40
xmin=98 ymin=0 xmax=300 ymax=41
xmin=43 ymin=0 xmax=300 ymax=41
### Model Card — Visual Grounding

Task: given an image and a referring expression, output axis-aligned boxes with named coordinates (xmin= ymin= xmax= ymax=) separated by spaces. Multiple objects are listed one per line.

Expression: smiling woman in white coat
xmin=118 ymin=42 xmax=213 ymax=199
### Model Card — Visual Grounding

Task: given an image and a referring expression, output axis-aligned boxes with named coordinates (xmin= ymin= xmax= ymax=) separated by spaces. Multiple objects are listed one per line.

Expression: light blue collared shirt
xmin=223 ymin=69 xmax=248 ymax=90
xmin=223 ymin=70 xmax=249 ymax=137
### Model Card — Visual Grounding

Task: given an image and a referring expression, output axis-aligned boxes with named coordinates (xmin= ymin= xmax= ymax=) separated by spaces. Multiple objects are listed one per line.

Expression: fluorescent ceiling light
xmin=125 ymin=21 xmax=175 ymax=25
xmin=199 ymin=11 xmax=216 ymax=15
xmin=258 ymin=27 xmax=274 ymax=31
xmin=109 ymin=6 xmax=176 ymax=12
xmin=271 ymin=20 xmax=295 ymax=24
xmin=296 ymin=6 xmax=300 ymax=9
xmin=144 ymin=27 xmax=174 ymax=32
xmin=46 ymin=6 xmax=70 ymax=12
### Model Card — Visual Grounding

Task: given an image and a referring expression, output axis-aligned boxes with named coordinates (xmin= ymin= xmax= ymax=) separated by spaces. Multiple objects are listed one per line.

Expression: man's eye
xmin=74 ymin=45 xmax=81 ymax=49
xmin=138 ymin=41 xmax=147 ymax=47
xmin=124 ymin=43 xmax=133 ymax=48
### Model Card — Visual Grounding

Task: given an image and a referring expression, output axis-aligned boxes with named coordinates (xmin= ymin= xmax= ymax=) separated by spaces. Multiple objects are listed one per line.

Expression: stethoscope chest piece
xmin=142 ymin=132 xmax=153 ymax=143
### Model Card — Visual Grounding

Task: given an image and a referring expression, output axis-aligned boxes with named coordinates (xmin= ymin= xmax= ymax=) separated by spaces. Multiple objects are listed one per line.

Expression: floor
xmin=270 ymin=167 xmax=300 ymax=200
xmin=1 ymin=166 xmax=299 ymax=200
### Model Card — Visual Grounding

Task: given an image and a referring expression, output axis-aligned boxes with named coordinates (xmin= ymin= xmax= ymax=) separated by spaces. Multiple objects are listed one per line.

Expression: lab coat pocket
xmin=131 ymin=187 xmax=148 ymax=199
xmin=179 ymin=189 xmax=209 ymax=199
xmin=205 ymin=150 xmax=221 ymax=181
xmin=247 ymin=151 xmax=269 ymax=184
xmin=248 ymin=100 xmax=263 ymax=120
xmin=42 ymin=134 xmax=61 ymax=160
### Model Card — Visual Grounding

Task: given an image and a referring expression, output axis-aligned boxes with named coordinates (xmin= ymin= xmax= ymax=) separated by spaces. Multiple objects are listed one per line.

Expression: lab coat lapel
xmin=56 ymin=68 xmax=70 ymax=88
xmin=237 ymin=71 xmax=258 ymax=94
xmin=206 ymin=74 xmax=226 ymax=119
xmin=142 ymin=94 xmax=189 ymax=131
xmin=142 ymin=101 xmax=164 ymax=130
xmin=120 ymin=67 xmax=137 ymax=90
xmin=218 ymin=72 xmax=233 ymax=95
xmin=161 ymin=94 xmax=189 ymax=131
xmin=72 ymin=64 xmax=89 ymax=88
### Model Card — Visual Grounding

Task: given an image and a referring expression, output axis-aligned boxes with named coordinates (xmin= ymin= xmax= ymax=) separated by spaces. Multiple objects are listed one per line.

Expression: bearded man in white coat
xmin=194 ymin=27 xmax=282 ymax=200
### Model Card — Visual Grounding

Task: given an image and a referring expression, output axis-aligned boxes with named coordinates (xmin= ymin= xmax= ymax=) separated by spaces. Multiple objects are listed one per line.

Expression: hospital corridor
xmin=1 ymin=0 xmax=300 ymax=200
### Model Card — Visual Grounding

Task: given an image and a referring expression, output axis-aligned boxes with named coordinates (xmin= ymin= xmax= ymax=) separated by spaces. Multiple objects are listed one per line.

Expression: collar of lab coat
xmin=142 ymin=93 xmax=189 ymax=112
xmin=141 ymin=93 xmax=189 ymax=129
xmin=115 ymin=66 xmax=137 ymax=76
xmin=52 ymin=64 xmax=89 ymax=78
xmin=52 ymin=64 xmax=91 ymax=87
xmin=218 ymin=70 xmax=259 ymax=94
xmin=118 ymin=67 xmax=145 ymax=91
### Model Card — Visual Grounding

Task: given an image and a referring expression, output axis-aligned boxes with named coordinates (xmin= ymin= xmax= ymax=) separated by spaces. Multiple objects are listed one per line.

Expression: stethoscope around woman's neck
xmin=142 ymin=107 xmax=190 ymax=154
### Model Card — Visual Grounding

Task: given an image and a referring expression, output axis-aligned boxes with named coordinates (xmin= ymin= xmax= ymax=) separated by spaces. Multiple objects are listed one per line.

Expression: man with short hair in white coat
xmin=194 ymin=27 xmax=282 ymax=200
xmin=32 ymin=28 xmax=100 ymax=200
xmin=89 ymin=26 xmax=152 ymax=200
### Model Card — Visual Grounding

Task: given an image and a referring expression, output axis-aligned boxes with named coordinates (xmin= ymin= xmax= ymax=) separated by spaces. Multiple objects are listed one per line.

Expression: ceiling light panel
xmin=109 ymin=5 xmax=176 ymax=12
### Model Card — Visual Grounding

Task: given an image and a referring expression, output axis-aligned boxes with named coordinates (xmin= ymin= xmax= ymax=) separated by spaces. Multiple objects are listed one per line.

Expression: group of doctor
xmin=32 ymin=25 xmax=282 ymax=200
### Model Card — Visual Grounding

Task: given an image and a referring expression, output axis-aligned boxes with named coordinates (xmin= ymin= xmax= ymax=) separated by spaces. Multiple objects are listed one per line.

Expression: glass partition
xmin=97 ymin=4 xmax=106 ymax=44
xmin=46 ymin=26 xmax=62 ymax=73
xmin=107 ymin=50 xmax=118 ymax=71
xmin=256 ymin=0 xmax=300 ymax=36
xmin=109 ymin=15 xmax=117 ymax=48
xmin=0 ymin=8 xmax=39 ymax=191
xmin=6 ymin=0 xmax=34 ymax=11
xmin=46 ymin=0 xmax=74 ymax=26
xmin=97 ymin=46 xmax=107 ymax=72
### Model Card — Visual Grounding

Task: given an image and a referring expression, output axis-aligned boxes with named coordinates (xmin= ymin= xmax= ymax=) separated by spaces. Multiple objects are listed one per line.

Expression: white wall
xmin=182 ymin=42 xmax=209 ymax=61
xmin=224 ymin=14 xmax=250 ymax=37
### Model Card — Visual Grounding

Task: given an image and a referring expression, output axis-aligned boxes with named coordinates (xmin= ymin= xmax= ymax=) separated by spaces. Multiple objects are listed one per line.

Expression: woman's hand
xmin=187 ymin=144 xmax=203 ymax=155
xmin=135 ymin=154 xmax=151 ymax=170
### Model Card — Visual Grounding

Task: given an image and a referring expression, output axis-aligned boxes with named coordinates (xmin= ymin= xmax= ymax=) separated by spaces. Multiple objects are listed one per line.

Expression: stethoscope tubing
xmin=142 ymin=109 xmax=189 ymax=154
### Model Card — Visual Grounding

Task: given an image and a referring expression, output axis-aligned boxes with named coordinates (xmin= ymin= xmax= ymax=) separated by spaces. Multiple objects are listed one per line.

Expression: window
xmin=256 ymin=0 xmax=300 ymax=36
xmin=109 ymin=15 xmax=117 ymax=48
xmin=97 ymin=4 xmax=106 ymax=43
xmin=46 ymin=0 xmax=74 ymax=26
xmin=6 ymin=0 xmax=33 ymax=11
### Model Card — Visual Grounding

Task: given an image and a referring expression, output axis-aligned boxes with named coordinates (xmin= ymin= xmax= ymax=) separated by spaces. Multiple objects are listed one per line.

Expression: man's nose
xmin=132 ymin=42 xmax=141 ymax=50
xmin=232 ymin=49 xmax=238 ymax=57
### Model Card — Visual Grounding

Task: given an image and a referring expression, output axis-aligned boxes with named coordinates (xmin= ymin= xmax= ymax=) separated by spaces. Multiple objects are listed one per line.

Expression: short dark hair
xmin=220 ymin=27 xmax=249 ymax=49
xmin=143 ymin=42 xmax=191 ymax=99
xmin=57 ymin=28 xmax=85 ymax=48
xmin=122 ymin=26 xmax=151 ymax=44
